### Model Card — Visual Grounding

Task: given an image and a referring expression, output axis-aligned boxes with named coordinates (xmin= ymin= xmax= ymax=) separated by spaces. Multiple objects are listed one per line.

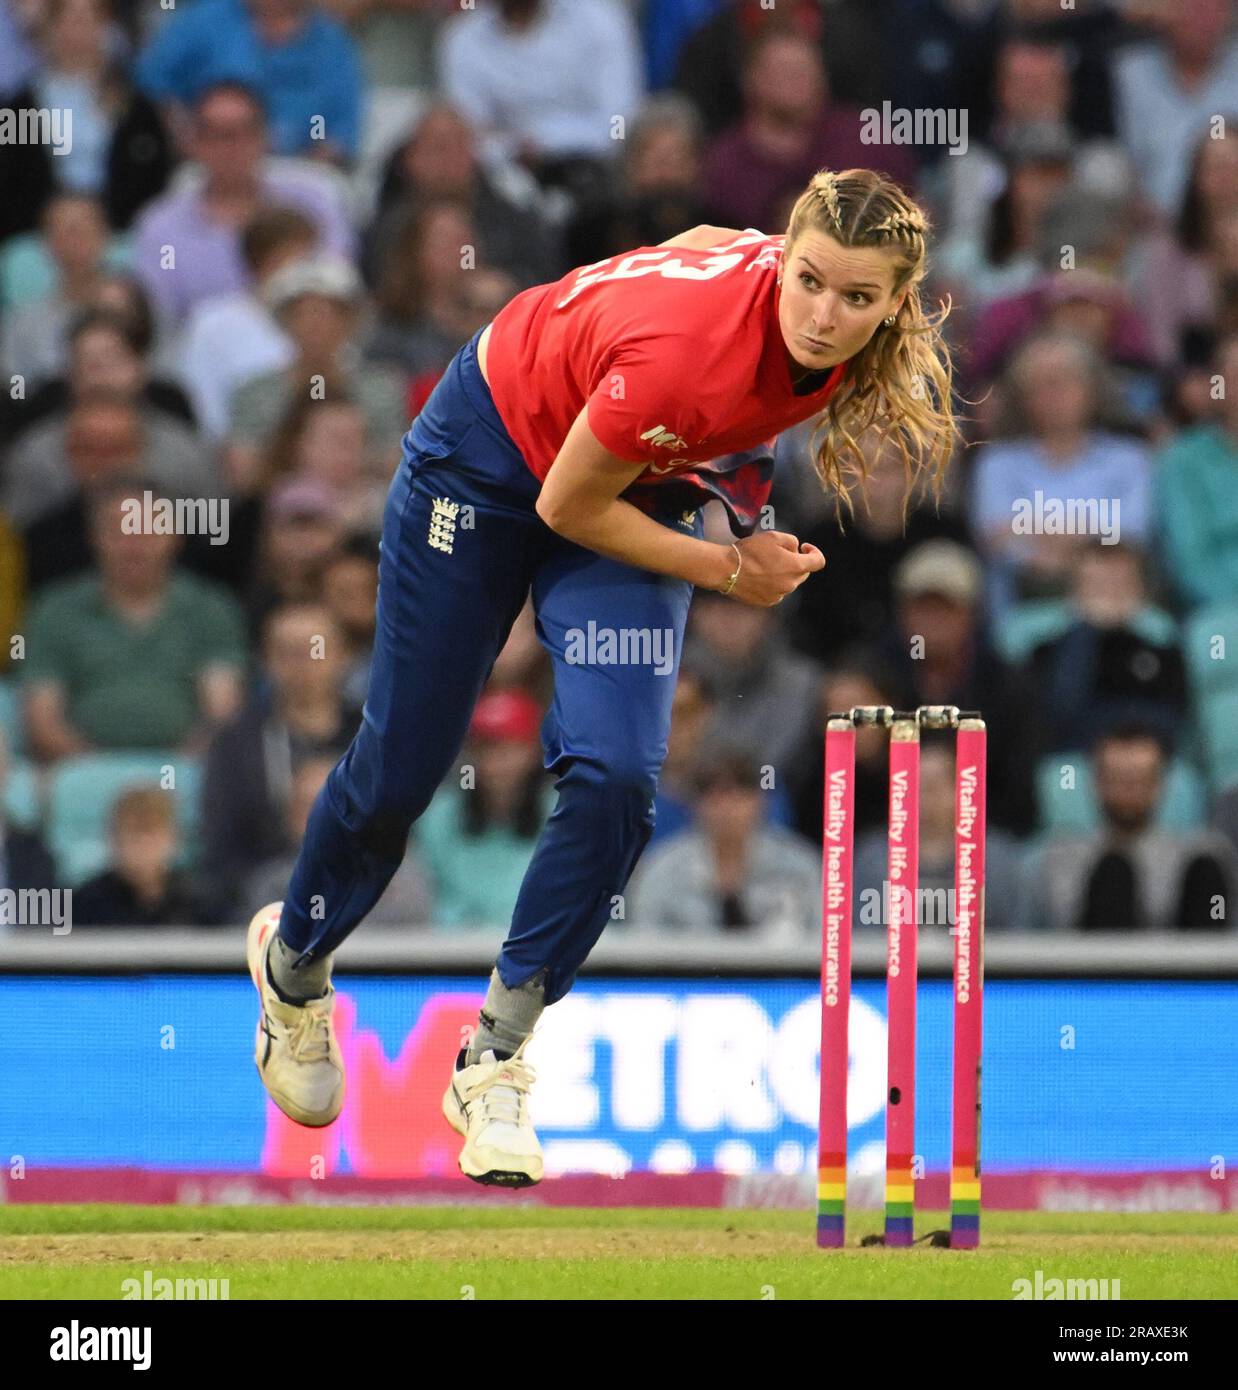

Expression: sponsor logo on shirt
xmin=642 ymin=425 xmax=691 ymax=471
xmin=640 ymin=425 xmax=688 ymax=452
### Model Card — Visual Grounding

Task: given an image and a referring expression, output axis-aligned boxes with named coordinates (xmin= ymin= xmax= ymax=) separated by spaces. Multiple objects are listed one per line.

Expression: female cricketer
xmin=247 ymin=167 xmax=961 ymax=1186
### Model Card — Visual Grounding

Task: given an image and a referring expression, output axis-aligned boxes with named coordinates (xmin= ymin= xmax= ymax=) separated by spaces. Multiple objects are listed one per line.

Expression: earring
xmin=884 ymin=314 xmax=897 ymax=325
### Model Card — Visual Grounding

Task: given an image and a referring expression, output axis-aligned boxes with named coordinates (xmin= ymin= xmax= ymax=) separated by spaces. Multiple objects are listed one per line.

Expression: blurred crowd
xmin=1 ymin=0 xmax=1238 ymax=937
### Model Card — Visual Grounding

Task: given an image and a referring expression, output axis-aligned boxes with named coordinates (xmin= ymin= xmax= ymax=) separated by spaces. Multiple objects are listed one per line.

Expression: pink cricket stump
xmin=950 ymin=719 xmax=986 ymax=1248
xmin=884 ymin=717 xmax=920 ymax=1246
xmin=818 ymin=717 xmax=855 ymax=1248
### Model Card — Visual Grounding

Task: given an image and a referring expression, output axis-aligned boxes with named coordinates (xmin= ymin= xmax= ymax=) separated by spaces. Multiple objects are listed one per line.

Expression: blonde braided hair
xmin=786 ymin=169 xmax=962 ymax=508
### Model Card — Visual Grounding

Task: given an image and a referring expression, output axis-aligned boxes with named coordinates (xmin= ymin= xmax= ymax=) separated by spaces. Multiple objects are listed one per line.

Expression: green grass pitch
xmin=1 ymin=1206 xmax=1234 ymax=1300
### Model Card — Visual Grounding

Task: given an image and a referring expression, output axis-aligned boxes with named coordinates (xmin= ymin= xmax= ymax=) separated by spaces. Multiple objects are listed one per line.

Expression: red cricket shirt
xmin=484 ymin=228 xmax=850 ymax=530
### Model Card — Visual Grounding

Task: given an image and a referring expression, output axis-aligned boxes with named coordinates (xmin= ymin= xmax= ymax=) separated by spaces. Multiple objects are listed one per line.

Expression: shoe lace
xmin=287 ymin=998 xmax=332 ymax=1063
xmin=476 ymin=1057 xmax=536 ymax=1127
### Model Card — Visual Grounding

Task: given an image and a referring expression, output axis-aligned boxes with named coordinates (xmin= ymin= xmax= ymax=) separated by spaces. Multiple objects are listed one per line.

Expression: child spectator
xmin=73 ymin=787 xmax=200 ymax=926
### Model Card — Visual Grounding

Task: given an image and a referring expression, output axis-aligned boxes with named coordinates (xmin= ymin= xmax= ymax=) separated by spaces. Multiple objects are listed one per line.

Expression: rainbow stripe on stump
xmin=817 ymin=720 xmax=856 ymax=1249
xmin=816 ymin=708 xmax=985 ymax=1253
xmin=884 ymin=719 xmax=920 ymax=1246
xmin=817 ymin=1159 xmax=847 ymax=1246
xmin=884 ymin=1160 xmax=915 ymax=1246
xmin=951 ymin=1165 xmax=981 ymax=1248
xmin=950 ymin=719 xmax=986 ymax=1250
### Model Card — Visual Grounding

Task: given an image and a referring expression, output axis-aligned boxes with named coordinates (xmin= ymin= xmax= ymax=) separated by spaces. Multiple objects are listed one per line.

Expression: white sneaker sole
xmin=441 ymin=1077 xmax=543 ymax=1188
xmin=247 ymin=905 xmax=344 ymax=1128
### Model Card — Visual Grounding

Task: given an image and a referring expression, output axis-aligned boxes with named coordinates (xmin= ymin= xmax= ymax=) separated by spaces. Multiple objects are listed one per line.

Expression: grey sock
xmin=467 ymin=967 xmax=546 ymax=1064
xmin=268 ymin=934 xmax=332 ymax=1003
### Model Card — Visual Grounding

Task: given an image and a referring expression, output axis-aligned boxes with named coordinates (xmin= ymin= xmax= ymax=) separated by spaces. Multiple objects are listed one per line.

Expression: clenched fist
xmin=726 ymin=530 xmax=825 ymax=606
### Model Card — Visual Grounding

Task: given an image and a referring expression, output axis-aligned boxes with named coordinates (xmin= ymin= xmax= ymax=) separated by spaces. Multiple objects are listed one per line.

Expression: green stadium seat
xmin=1184 ymin=601 xmax=1238 ymax=685
xmin=0 ymin=230 xmax=132 ymax=310
xmin=46 ymin=753 xmax=203 ymax=886
xmin=1036 ymin=753 xmax=1207 ymax=834
xmin=1183 ymin=602 xmax=1238 ymax=789
xmin=1192 ymin=689 xmax=1238 ymax=791
xmin=0 ymin=677 xmax=23 ymax=756
xmin=992 ymin=600 xmax=1073 ymax=665
xmin=997 ymin=601 xmax=1180 ymax=667
xmin=4 ymin=758 xmax=41 ymax=829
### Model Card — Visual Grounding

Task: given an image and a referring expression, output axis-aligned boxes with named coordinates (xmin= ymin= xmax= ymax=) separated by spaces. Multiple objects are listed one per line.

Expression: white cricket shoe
xmin=442 ymin=1037 xmax=543 ymax=1187
xmin=246 ymin=903 xmax=344 ymax=1127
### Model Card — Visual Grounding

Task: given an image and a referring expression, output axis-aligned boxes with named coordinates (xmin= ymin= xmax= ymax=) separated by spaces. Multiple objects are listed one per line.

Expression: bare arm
xmin=24 ymin=682 xmax=93 ymax=762
xmin=196 ymin=664 xmax=245 ymax=727
xmin=536 ymin=409 xmax=824 ymax=606
xmin=536 ymin=411 xmax=730 ymax=587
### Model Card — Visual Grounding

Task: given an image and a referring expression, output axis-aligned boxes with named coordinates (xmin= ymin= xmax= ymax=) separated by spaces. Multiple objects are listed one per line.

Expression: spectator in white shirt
xmin=438 ymin=0 xmax=643 ymax=198
xmin=176 ymin=206 xmax=316 ymax=439
xmin=1112 ymin=0 xmax=1238 ymax=217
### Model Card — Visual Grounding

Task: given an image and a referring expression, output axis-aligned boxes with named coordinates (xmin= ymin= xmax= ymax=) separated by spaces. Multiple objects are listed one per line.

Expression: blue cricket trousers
xmin=278 ymin=329 xmax=699 ymax=1003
